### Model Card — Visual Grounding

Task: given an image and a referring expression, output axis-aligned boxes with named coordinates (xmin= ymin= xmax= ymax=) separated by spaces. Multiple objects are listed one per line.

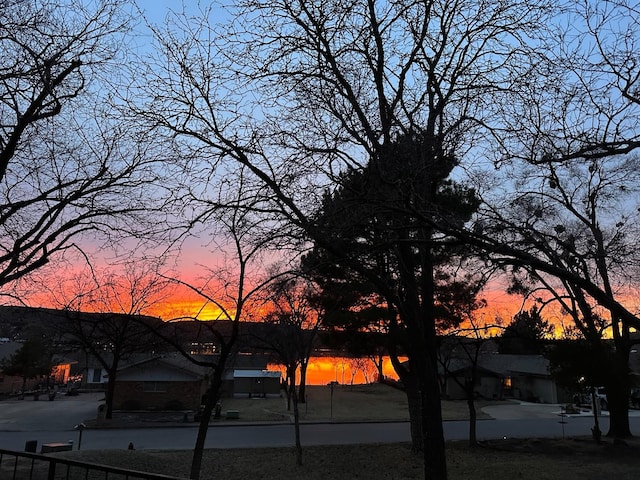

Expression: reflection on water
xmin=268 ymin=356 xmax=403 ymax=385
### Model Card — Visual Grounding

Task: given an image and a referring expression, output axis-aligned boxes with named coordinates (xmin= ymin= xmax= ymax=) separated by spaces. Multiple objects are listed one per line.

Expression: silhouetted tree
xmin=0 ymin=338 xmax=52 ymax=394
xmin=51 ymin=261 xmax=170 ymax=419
xmin=250 ymin=275 xmax=322 ymax=466
xmin=134 ymin=0 xmax=640 ymax=476
xmin=1 ymin=0 xmax=170 ymax=289
xmin=498 ymin=308 xmax=553 ymax=354
xmin=302 ymin=134 xmax=481 ymax=457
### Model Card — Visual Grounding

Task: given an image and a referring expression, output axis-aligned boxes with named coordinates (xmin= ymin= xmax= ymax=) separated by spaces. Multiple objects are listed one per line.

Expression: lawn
xmin=53 ymin=438 xmax=640 ymax=480
xmin=215 ymin=383 xmax=494 ymax=423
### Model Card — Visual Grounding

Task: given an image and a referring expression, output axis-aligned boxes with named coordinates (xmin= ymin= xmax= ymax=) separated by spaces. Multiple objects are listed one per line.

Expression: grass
xmin=50 ymin=438 xmax=640 ymax=480
xmin=34 ymin=383 xmax=639 ymax=479
xmin=216 ymin=383 xmax=493 ymax=423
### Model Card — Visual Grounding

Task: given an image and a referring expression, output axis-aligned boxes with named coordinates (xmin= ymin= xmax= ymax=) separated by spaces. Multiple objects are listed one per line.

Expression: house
xmin=111 ymin=352 xmax=282 ymax=411
xmin=443 ymin=353 xmax=571 ymax=404
xmin=64 ymin=351 xmax=110 ymax=389
xmin=222 ymin=352 xmax=282 ymax=398
xmin=112 ymin=354 xmax=210 ymax=411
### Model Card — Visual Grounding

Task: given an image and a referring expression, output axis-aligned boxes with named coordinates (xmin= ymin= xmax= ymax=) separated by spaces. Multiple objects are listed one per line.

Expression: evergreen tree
xmin=498 ymin=308 xmax=554 ymax=354
xmin=1 ymin=338 xmax=52 ymax=394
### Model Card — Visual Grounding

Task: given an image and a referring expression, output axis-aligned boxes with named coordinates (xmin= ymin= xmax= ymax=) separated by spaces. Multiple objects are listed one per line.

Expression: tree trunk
xmin=290 ymin=375 xmax=303 ymax=466
xmin=605 ymin=336 xmax=632 ymax=439
xmin=286 ymin=383 xmax=292 ymax=411
xmin=466 ymin=382 xmax=478 ymax=446
xmin=404 ymin=378 xmax=424 ymax=452
xmin=421 ymin=353 xmax=448 ymax=480
xmin=607 ymin=390 xmax=631 ymax=439
xmin=606 ymin=350 xmax=632 ymax=439
xmin=375 ymin=354 xmax=384 ymax=382
xmin=298 ymin=360 xmax=308 ymax=404
xmin=190 ymin=384 xmax=216 ymax=480
xmin=190 ymin=363 xmax=227 ymax=480
xmin=105 ymin=368 xmax=117 ymax=420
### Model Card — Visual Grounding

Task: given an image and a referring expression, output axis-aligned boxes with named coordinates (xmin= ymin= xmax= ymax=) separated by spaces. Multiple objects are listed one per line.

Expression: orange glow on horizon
xmin=147 ymin=300 xmax=228 ymax=321
xmin=270 ymin=356 xmax=404 ymax=385
xmin=19 ymin=260 xmax=640 ymax=342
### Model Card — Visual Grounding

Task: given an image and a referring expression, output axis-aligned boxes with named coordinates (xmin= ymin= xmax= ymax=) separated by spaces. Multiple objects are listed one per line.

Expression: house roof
xmin=116 ymin=353 xmax=211 ymax=378
xmin=484 ymin=354 xmax=550 ymax=376
xmin=446 ymin=354 xmax=550 ymax=377
xmin=233 ymin=369 xmax=281 ymax=379
xmin=0 ymin=342 xmax=21 ymax=362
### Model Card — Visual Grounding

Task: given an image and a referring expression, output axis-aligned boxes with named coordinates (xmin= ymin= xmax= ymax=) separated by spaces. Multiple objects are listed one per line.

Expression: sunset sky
xmin=10 ymin=0 xmax=636 ymax=344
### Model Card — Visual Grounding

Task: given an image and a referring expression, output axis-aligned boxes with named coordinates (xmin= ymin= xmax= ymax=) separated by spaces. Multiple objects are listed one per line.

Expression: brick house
xmin=112 ymin=354 xmax=209 ymax=411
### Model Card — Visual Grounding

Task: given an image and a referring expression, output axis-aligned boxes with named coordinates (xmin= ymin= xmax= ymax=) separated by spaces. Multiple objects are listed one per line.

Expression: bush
xmin=119 ymin=399 xmax=141 ymax=411
xmin=164 ymin=399 xmax=185 ymax=411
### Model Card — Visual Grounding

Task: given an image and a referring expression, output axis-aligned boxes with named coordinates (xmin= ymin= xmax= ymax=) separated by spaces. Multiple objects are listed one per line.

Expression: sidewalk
xmin=482 ymin=400 xmax=640 ymax=420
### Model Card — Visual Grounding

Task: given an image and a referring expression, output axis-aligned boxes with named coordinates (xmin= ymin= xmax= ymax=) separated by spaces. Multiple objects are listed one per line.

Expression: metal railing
xmin=0 ymin=448 xmax=185 ymax=480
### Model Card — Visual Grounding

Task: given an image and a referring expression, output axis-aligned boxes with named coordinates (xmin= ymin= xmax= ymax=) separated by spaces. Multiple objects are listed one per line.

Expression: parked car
xmin=574 ymin=387 xmax=608 ymax=411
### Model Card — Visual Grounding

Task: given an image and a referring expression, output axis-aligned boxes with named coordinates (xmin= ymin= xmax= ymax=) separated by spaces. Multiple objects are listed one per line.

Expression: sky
xmin=12 ymin=0 xmax=606 ymax=334
xmin=125 ymin=0 xmax=525 ymax=320
xmin=12 ymin=0 xmax=525 ymax=326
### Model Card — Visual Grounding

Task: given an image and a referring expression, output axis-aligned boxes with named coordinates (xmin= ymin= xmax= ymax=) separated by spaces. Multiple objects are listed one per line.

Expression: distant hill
xmin=0 ymin=305 xmax=364 ymax=357
xmin=0 ymin=305 xmax=163 ymax=342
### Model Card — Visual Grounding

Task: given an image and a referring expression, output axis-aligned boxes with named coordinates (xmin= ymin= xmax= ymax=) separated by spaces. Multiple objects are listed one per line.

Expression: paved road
xmin=3 ymin=416 xmax=638 ymax=452
xmin=1 ymin=393 xmax=639 ymax=451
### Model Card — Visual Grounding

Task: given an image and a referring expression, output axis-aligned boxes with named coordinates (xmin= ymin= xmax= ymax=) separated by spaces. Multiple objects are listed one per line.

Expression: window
xmin=143 ymin=382 xmax=168 ymax=392
xmin=91 ymin=368 xmax=103 ymax=383
xmin=503 ymin=377 xmax=512 ymax=389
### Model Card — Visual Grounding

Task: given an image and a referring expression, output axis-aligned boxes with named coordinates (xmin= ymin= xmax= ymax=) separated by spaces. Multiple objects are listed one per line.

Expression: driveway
xmin=482 ymin=401 xmax=567 ymax=420
xmin=0 ymin=392 xmax=104 ymax=432
xmin=482 ymin=400 xmax=640 ymax=420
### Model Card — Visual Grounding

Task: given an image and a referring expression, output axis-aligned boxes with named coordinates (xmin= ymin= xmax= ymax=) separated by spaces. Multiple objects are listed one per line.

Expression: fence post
xmin=47 ymin=459 xmax=56 ymax=480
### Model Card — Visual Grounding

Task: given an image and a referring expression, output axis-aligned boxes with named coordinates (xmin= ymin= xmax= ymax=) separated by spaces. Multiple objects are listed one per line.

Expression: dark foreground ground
xmin=47 ymin=436 xmax=640 ymax=480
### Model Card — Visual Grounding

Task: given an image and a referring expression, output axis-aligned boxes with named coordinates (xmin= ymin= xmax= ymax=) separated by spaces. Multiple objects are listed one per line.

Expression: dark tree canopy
xmin=302 ymin=132 xmax=483 ymax=463
xmin=0 ymin=338 xmax=52 ymax=384
xmin=498 ymin=308 xmax=554 ymax=355
xmin=548 ymin=339 xmax=614 ymax=392
xmin=304 ymin=132 xmax=481 ymax=335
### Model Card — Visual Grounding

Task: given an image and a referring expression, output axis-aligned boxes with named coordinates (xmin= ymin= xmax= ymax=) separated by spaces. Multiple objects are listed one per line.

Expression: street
xmin=1 ymin=392 xmax=638 ymax=452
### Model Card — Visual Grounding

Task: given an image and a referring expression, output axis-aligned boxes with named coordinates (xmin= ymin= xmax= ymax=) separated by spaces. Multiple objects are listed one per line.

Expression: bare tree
xmin=470 ymin=148 xmax=640 ymax=439
xmin=0 ymin=0 xmax=176 ymax=291
xmin=51 ymin=260 xmax=170 ymax=419
xmin=250 ymin=274 xmax=322 ymax=466
xmin=438 ymin=314 xmax=500 ymax=447
xmin=487 ymin=1 xmax=640 ymax=168
xmin=425 ymin=1 xmax=640 ymax=442
xmin=132 ymin=1 xmax=640 ymax=478
xmin=138 ymin=167 xmax=295 ymax=480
